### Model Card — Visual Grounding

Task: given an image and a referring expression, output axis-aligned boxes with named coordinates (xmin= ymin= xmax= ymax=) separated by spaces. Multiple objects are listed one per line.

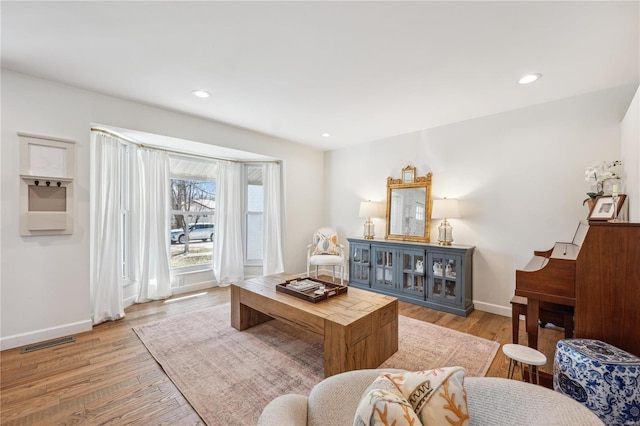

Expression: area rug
xmin=133 ymin=303 xmax=499 ymax=425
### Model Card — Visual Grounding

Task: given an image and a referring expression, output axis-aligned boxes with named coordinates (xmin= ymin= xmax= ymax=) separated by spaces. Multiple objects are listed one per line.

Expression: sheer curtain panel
xmin=263 ymin=162 xmax=285 ymax=275
xmin=134 ymin=149 xmax=172 ymax=302
xmin=90 ymin=132 xmax=125 ymax=324
xmin=213 ymin=161 xmax=244 ymax=285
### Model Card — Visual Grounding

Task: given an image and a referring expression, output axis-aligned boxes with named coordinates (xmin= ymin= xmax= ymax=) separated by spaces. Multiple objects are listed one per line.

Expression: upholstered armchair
xmin=306 ymin=227 xmax=346 ymax=285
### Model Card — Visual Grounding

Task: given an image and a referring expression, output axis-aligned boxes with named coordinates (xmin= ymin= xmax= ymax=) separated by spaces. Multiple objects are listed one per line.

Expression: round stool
xmin=502 ymin=343 xmax=547 ymax=385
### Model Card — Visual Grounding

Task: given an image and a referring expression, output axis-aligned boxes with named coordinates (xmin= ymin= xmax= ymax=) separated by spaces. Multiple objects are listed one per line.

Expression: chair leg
xmin=315 ymin=265 xmax=318 ymax=279
xmin=332 ymin=266 xmax=336 ymax=282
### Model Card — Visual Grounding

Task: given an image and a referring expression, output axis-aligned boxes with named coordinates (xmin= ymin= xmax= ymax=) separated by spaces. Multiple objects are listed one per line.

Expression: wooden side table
xmin=502 ymin=343 xmax=547 ymax=385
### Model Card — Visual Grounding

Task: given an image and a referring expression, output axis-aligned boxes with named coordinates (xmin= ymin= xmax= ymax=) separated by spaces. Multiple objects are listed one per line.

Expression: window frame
xmin=243 ymin=163 xmax=264 ymax=266
xmin=169 ymin=173 xmax=217 ymax=273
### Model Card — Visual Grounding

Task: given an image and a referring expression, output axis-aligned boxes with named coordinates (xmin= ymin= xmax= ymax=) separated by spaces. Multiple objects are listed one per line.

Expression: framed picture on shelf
xmin=587 ymin=194 xmax=626 ymax=221
xmin=402 ymin=165 xmax=416 ymax=183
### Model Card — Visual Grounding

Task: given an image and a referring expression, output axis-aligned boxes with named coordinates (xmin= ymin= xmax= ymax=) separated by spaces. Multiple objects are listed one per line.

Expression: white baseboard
xmin=123 ymin=281 xmax=217 ymax=308
xmin=472 ymin=300 xmax=512 ymax=317
xmin=0 ymin=319 xmax=93 ymax=351
xmin=124 ymin=295 xmax=137 ymax=309
xmin=171 ymin=280 xmax=216 ymax=295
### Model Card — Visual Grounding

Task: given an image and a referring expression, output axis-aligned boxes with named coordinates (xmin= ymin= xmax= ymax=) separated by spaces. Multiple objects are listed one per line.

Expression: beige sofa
xmin=258 ymin=369 xmax=602 ymax=426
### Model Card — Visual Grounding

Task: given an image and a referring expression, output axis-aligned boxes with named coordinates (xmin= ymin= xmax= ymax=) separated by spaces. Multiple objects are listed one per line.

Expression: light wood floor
xmin=1 ymin=278 xmax=562 ymax=425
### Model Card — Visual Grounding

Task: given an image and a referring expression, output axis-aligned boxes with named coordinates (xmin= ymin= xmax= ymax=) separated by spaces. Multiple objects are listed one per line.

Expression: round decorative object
xmin=554 ymin=339 xmax=640 ymax=425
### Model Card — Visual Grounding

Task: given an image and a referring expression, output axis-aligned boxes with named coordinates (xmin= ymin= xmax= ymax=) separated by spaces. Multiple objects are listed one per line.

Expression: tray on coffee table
xmin=276 ymin=277 xmax=347 ymax=303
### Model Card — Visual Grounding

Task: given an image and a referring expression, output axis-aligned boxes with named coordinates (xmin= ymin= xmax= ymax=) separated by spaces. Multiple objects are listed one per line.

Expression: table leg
xmin=511 ymin=303 xmax=520 ymax=344
xmin=323 ymin=302 xmax=398 ymax=378
xmin=526 ymin=298 xmax=540 ymax=349
xmin=230 ymin=285 xmax=272 ymax=331
xmin=564 ymin=312 xmax=575 ymax=338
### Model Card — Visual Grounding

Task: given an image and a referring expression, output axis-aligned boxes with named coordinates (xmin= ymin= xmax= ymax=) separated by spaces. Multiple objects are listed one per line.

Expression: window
xmin=245 ymin=164 xmax=264 ymax=264
xmin=169 ymin=157 xmax=217 ymax=270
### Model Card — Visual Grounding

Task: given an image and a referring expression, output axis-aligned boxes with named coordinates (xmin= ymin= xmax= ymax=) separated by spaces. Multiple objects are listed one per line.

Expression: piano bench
xmin=510 ymin=295 xmax=575 ymax=344
xmin=554 ymin=339 xmax=640 ymax=425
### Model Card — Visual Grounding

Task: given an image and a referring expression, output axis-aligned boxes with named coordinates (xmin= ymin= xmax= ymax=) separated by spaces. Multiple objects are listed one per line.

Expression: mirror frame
xmin=385 ymin=166 xmax=433 ymax=242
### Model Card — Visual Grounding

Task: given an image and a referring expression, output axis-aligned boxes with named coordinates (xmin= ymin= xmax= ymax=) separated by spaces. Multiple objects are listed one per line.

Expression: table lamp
xmin=359 ymin=200 xmax=382 ymax=239
xmin=431 ymin=198 xmax=460 ymax=246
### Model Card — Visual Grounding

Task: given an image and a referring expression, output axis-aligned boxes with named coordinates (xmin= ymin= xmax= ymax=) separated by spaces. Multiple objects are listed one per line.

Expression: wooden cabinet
xmin=575 ymin=222 xmax=640 ymax=356
xmin=348 ymin=238 xmax=474 ymax=316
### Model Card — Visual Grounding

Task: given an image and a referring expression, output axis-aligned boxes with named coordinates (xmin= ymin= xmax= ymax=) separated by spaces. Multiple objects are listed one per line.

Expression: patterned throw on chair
xmin=554 ymin=339 xmax=640 ymax=425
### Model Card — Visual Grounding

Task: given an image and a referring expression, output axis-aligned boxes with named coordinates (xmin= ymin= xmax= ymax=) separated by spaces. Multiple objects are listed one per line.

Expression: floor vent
xmin=21 ymin=336 xmax=76 ymax=353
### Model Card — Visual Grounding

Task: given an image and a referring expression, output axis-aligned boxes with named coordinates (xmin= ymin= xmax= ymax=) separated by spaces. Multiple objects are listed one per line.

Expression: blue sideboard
xmin=347 ymin=237 xmax=475 ymax=316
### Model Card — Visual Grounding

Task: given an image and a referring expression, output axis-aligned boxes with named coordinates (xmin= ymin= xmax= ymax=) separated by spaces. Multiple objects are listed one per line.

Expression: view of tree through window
xmin=170 ymin=178 xmax=216 ymax=269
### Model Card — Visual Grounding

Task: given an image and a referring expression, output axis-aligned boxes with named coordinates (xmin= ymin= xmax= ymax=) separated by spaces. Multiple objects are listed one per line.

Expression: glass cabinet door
xmin=350 ymin=244 xmax=371 ymax=285
xmin=400 ymin=250 xmax=426 ymax=299
xmin=372 ymin=246 xmax=395 ymax=290
xmin=428 ymin=253 xmax=461 ymax=305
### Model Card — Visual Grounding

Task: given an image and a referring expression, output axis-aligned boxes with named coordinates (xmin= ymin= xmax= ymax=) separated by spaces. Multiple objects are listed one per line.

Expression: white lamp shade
xmin=432 ymin=199 xmax=460 ymax=219
xmin=359 ymin=201 xmax=383 ymax=218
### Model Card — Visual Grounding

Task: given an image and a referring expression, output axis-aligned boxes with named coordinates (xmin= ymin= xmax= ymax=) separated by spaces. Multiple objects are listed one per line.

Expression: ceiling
xmin=2 ymin=1 xmax=639 ymax=151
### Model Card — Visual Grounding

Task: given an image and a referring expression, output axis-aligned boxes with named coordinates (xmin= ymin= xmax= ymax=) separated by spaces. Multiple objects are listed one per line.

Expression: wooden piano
xmin=515 ymin=220 xmax=640 ymax=357
xmin=515 ymin=221 xmax=588 ymax=349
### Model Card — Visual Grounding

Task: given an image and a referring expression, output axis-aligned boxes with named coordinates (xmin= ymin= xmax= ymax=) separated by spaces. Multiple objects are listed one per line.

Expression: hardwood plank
xmin=0 ymin=277 xmax=566 ymax=424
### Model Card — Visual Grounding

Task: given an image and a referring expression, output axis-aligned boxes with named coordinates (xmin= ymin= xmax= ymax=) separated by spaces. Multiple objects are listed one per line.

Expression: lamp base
xmin=363 ymin=219 xmax=375 ymax=239
xmin=437 ymin=219 xmax=454 ymax=246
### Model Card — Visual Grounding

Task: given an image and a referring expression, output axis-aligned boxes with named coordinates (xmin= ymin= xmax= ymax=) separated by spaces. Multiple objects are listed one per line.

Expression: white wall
xmin=621 ymin=87 xmax=640 ymax=221
xmin=2 ymin=69 xmax=636 ymax=350
xmin=1 ymin=70 xmax=324 ymax=349
xmin=325 ymin=85 xmax=638 ymax=316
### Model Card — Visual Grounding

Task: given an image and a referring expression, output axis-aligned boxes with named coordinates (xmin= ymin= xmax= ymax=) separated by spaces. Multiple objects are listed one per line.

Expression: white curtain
xmin=263 ymin=162 xmax=285 ymax=275
xmin=90 ymin=132 xmax=125 ymax=325
xmin=134 ymin=149 xmax=172 ymax=302
xmin=213 ymin=161 xmax=244 ymax=285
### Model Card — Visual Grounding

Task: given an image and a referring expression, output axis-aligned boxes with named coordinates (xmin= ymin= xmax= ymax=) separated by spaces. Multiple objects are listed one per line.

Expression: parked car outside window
xmin=170 ymin=223 xmax=214 ymax=244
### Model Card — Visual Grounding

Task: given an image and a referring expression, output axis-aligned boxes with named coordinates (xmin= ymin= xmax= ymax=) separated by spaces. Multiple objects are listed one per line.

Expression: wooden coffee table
xmin=230 ymin=272 xmax=398 ymax=377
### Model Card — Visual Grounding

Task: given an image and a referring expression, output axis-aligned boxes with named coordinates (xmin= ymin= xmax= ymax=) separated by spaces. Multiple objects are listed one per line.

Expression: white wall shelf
xmin=18 ymin=133 xmax=76 ymax=236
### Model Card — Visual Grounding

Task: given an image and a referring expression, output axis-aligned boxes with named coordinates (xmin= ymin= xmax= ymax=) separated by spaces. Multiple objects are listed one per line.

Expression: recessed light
xmin=192 ymin=90 xmax=212 ymax=98
xmin=518 ymin=73 xmax=542 ymax=85
xmin=321 ymin=133 xmax=331 ymax=138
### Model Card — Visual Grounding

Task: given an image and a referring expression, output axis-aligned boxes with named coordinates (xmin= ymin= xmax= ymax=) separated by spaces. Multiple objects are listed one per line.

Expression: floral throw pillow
xmin=312 ymin=233 xmax=338 ymax=255
xmin=353 ymin=374 xmax=421 ymax=426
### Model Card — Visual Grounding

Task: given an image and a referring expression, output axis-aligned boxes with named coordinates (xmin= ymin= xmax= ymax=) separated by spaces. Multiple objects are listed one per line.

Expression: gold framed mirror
xmin=385 ymin=166 xmax=432 ymax=242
